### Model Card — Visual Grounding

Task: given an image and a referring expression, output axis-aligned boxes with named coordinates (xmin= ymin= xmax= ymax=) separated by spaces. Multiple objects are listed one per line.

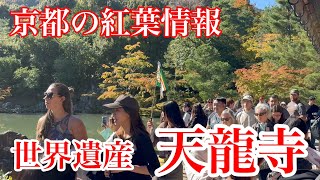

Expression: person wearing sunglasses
xmin=35 ymin=83 xmax=88 ymax=180
xmin=221 ymin=109 xmax=236 ymax=126
xmin=252 ymin=103 xmax=274 ymax=180
xmin=203 ymin=98 xmax=214 ymax=116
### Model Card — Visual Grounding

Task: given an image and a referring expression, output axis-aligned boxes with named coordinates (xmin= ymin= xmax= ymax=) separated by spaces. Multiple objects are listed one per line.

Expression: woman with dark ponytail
xmin=35 ymin=83 xmax=88 ymax=180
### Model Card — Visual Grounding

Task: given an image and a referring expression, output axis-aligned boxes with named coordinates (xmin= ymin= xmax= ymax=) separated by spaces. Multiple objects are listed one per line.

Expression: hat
xmin=242 ymin=95 xmax=253 ymax=102
xmin=309 ymin=96 xmax=316 ymax=100
xmin=290 ymin=89 xmax=299 ymax=95
xmin=103 ymin=95 xmax=139 ymax=112
xmin=216 ymin=97 xmax=226 ymax=104
xmin=280 ymin=101 xmax=286 ymax=105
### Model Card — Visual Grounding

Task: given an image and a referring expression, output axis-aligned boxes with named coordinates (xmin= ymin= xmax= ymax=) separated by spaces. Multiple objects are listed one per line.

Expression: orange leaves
xmin=235 ymin=61 xmax=308 ymax=98
xmin=233 ymin=0 xmax=249 ymax=8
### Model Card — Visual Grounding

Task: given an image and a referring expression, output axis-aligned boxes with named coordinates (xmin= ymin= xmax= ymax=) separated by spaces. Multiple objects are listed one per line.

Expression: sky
xmin=250 ymin=0 xmax=276 ymax=9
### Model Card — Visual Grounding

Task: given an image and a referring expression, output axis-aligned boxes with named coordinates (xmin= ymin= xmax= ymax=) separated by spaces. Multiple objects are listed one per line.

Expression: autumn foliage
xmin=98 ymin=42 xmax=155 ymax=104
xmin=235 ymin=61 xmax=309 ymax=99
xmin=0 ymin=87 xmax=11 ymax=101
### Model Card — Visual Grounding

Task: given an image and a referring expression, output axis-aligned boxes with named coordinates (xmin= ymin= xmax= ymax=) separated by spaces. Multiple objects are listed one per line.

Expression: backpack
xmin=311 ymin=117 xmax=320 ymax=139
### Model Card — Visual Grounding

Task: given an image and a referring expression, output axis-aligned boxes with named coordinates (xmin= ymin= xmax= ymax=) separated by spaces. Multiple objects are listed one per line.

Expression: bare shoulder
xmin=69 ymin=115 xmax=84 ymax=124
xmin=68 ymin=116 xmax=87 ymax=130
xmin=68 ymin=115 xmax=88 ymax=140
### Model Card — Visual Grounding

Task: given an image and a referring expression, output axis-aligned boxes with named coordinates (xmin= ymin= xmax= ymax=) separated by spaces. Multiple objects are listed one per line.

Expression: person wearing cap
xmin=287 ymin=89 xmax=307 ymax=123
xmin=103 ymin=95 xmax=160 ymax=180
xmin=182 ymin=102 xmax=192 ymax=126
xmin=236 ymin=95 xmax=257 ymax=128
xmin=206 ymin=97 xmax=227 ymax=129
xmin=268 ymin=95 xmax=290 ymax=120
xmin=307 ymin=96 xmax=319 ymax=123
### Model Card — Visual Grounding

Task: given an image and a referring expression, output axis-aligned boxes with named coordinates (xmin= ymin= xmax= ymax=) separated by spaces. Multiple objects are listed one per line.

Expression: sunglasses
xmin=207 ymin=101 xmax=213 ymax=103
xmin=221 ymin=118 xmax=230 ymax=121
xmin=44 ymin=92 xmax=60 ymax=99
xmin=255 ymin=112 xmax=267 ymax=116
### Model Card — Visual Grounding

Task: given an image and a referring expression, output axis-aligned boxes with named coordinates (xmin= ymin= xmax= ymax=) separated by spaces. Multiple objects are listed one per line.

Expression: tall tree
xmin=235 ymin=61 xmax=308 ymax=99
xmin=99 ymin=42 xmax=155 ymax=106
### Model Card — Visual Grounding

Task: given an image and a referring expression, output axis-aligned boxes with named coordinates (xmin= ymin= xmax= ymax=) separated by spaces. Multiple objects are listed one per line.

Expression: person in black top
xmin=270 ymin=105 xmax=286 ymax=124
xmin=306 ymin=96 xmax=319 ymax=129
xmin=284 ymin=116 xmax=313 ymax=170
xmin=103 ymin=95 xmax=160 ymax=180
xmin=149 ymin=101 xmax=186 ymax=180
xmin=187 ymin=103 xmax=207 ymax=128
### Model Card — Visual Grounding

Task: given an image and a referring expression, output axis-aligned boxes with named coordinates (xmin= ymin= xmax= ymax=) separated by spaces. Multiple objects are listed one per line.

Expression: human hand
xmin=147 ymin=118 xmax=154 ymax=134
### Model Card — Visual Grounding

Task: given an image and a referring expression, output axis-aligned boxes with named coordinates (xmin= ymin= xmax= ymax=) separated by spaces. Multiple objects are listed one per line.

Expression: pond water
xmin=0 ymin=113 xmax=159 ymax=141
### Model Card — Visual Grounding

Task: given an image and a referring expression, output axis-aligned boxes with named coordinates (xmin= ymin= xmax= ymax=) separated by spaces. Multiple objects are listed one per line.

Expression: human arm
xmin=298 ymin=103 xmax=307 ymax=122
xmin=137 ymin=133 xmax=160 ymax=176
xmin=69 ymin=117 xmax=88 ymax=140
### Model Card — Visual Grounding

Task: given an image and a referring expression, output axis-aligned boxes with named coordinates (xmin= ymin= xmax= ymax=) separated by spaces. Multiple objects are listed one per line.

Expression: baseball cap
xmin=103 ymin=95 xmax=140 ymax=112
xmin=309 ymin=96 xmax=316 ymax=100
xmin=290 ymin=89 xmax=299 ymax=95
xmin=216 ymin=97 xmax=226 ymax=104
xmin=242 ymin=95 xmax=253 ymax=102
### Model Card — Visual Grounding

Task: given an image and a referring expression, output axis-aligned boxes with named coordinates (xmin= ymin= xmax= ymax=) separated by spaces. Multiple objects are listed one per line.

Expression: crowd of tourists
xmin=12 ymin=83 xmax=320 ymax=180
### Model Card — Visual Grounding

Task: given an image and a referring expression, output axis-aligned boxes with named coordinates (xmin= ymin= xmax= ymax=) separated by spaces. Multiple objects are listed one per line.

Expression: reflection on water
xmin=0 ymin=113 xmax=159 ymax=141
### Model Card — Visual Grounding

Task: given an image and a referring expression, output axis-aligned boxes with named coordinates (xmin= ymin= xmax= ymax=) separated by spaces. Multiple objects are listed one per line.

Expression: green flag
xmin=156 ymin=62 xmax=168 ymax=99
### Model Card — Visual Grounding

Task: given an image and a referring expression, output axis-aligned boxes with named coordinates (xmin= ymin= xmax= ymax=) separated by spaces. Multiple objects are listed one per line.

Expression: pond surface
xmin=0 ymin=113 xmax=159 ymax=141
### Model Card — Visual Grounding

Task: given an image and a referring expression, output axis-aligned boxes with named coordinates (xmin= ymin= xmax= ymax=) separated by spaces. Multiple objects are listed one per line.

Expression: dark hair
xmin=183 ymin=102 xmax=192 ymax=112
xmin=270 ymin=105 xmax=285 ymax=124
xmin=271 ymin=105 xmax=282 ymax=113
xmin=270 ymin=94 xmax=279 ymax=100
xmin=226 ymin=98 xmax=234 ymax=107
xmin=122 ymin=106 xmax=149 ymax=138
xmin=234 ymin=99 xmax=242 ymax=110
xmin=163 ymin=101 xmax=186 ymax=128
xmin=37 ymin=83 xmax=72 ymax=141
xmin=188 ymin=103 xmax=207 ymax=128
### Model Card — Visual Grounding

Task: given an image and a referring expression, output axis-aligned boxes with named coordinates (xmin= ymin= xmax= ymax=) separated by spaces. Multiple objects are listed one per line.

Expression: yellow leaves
xmin=107 ymin=86 xmax=117 ymax=91
xmin=99 ymin=42 xmax=155 ymax=101
xmin=98 ymin=91 xmax=120 ymax=100
xmin=243 ymin=33 xmax=280 ymax=58
xmin=124 ymin=42 xmax=141 ymax=51
xmin=102 ymin=64 xmax=109 ymax=68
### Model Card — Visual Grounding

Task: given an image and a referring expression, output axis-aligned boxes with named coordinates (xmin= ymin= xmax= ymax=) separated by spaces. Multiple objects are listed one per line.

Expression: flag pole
xmin=151 ymin=61 xmax=160 ymax=119
xmin=150 ymin=82 xmax=157 ymax=119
